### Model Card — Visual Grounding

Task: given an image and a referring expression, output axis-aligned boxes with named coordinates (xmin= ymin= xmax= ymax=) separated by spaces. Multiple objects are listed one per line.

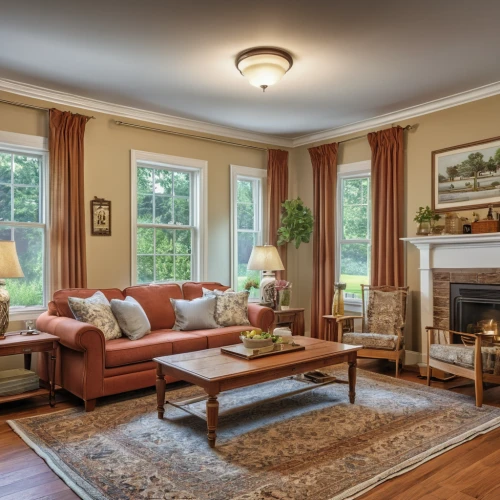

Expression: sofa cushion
xmin=104 ymin=330 xmax=208 ymax=368
xmin=171 ymin=296 xmax=218 ymax=331
xmin=190 ymin=325 xmax=253 ymax=348
xmin=182 ymin=282 xmax=230 ymax=301
xmin=124 ymin=284 xmax=182 ymax=330
xmin=430 ymin=344 xmax=500 ymax=374
xmin=68 ymin=291 xmax=122 ymax=341
xmin=53 ymin=288 xmax=125 ymax=318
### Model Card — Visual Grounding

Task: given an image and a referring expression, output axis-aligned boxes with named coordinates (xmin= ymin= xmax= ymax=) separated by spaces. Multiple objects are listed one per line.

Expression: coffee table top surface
xmin=154 ymin=336 xmax=361 ymax=382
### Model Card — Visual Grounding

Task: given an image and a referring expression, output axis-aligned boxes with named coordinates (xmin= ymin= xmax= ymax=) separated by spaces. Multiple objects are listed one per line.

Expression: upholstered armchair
xmin=426 ymin=327 xmax=500 ymax=407
xmin=336 ymin=285 xmax=409 ymax=377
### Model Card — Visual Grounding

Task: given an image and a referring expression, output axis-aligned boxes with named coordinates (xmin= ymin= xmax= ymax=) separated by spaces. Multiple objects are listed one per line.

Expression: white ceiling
xmin=1 ymin=0 xmax=500 ymax=139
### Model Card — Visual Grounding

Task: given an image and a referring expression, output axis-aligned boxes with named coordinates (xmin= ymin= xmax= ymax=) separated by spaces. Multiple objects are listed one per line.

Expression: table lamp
xmin=247 ymin=245 xmax=284 ymax=305
xmin=0 ymin=241 xmax=24 ymax=340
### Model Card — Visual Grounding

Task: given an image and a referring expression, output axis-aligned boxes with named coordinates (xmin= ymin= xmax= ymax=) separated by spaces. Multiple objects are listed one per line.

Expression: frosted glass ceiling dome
xmin=236 ymin=48 xmax=293 ymax=92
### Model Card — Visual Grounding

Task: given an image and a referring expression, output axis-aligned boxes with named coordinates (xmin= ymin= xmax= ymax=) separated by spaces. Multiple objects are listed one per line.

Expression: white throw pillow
xmin=170 ymin=296 xmax=219 ymax=331
xmin=68 ymin=291 xmax=122 ymax=341
xmin=110 ymin=296 xmax=151 ymax=340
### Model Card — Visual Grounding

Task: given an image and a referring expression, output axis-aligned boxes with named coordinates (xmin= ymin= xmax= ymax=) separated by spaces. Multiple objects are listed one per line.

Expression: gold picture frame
xmin=91 ymin=197 xmax=111 ymax=236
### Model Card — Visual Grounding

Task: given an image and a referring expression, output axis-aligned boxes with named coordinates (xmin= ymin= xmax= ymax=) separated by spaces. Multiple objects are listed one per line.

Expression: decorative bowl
xmin=240 ymin=336 xmax=273 ymax=349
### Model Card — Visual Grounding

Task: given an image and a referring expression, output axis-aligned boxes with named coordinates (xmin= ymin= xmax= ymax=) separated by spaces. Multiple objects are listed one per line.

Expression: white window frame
xmin=0 ymin=131 xmax=50 ymax=320
xmin=130 ymin=150 xmax=207 ymax=285
xmin=230 ymin=165 xmax=267 ymax=295
xmin=336 ymin=160 xmax=371 ymax=312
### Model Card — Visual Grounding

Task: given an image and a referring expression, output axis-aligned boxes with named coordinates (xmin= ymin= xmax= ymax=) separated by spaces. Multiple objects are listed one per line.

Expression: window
xmin=0 ymin=137 xmax=48 ymax=314
xmin=337 ymin=161 xmax=371 ymax=303
xmin=230 ymin=165 xmax=266 ymax=299
xmin=131 ymin=151 xmax=207 ymax=284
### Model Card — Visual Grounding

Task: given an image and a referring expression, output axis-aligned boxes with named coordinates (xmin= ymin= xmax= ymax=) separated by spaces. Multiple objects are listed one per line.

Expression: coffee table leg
xmin=156 ymin=364 xmax=166 ymax=419
xmin=348 ymin=357 xmax=357 ymax=404
xmin=206 ymin=394 xmax=219 ymax=448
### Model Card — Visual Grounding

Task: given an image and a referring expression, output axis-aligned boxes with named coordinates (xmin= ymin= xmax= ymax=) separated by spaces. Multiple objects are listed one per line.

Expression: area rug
xmin=8 ymin=367 xmax=500 ymax=500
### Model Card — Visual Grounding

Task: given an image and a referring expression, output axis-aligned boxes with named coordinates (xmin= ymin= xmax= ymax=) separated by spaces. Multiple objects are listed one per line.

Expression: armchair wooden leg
xmin=426 ymin=364 xmax=431 ymax=386
xmin=84 ymin=399 xmax=97 ymax=412
xmin=474 ymin=375 xmax=484 ymax=407
xmin=395 ymin=357 xmax=399 ymax=378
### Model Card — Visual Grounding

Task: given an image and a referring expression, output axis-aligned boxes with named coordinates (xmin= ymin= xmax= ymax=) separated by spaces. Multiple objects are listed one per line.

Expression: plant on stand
xmin=414 ymin=206 xmax=441 ymax=235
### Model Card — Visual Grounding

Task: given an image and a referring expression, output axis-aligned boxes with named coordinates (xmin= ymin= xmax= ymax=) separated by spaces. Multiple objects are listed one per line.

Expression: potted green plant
xmin=414 ymin=206 xmax=441 ymax=235
xmin=277 ymin=198 xmax=314 ymax=249
xmin=243 ymin=278 xmax=259 ymax=292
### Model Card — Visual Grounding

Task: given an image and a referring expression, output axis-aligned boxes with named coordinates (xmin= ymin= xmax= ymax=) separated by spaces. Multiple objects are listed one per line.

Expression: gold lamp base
xmin=0 ymin=280 xmax=10 ymax=340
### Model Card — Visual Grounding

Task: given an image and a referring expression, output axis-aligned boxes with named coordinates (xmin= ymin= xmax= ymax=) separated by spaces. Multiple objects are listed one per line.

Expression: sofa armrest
xmin=248 ymin=304 xmax=275 ymax=332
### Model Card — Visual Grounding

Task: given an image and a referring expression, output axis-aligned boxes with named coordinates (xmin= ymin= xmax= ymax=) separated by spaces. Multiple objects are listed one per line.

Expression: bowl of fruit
xmin=240 ymin=329 xmax=274 ymax=349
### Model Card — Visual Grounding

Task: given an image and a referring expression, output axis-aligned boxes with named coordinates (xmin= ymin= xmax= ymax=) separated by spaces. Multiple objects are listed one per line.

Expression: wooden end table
xmin=0 ymin=331 xmax=59 ymax=407
xmin=272 ymin=307 xmax=305 ymax=335
xmin=155 ymin=337 xmax=360 ymax=447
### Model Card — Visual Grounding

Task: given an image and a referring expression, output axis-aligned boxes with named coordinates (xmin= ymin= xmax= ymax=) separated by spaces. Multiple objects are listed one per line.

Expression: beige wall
xmin=0 ymin=90 xmax=283 ymax=340
xmin=288 ymin=94 xmax=500 ymax=353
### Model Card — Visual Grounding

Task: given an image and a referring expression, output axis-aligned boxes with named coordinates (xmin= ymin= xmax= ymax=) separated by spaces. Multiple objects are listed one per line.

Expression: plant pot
xmin=416 ymin=221 xmax=431 ymax=235
xmin=278 ymin=289 xmax=291 ymax=310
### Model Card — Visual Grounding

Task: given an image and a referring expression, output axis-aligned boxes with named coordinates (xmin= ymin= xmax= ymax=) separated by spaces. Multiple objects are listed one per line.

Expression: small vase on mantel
xmin=332 ymin=282 xmax=346 ymax=317
xmin=416 ymin=221 xmax=431 ymax=235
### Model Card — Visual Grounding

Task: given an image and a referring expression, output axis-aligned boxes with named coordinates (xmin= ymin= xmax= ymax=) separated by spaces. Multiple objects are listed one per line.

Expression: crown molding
xmin=292 ymin=81 xmax=500 ymax=147
xmin=0 ymin=78 xmax=293 ymax=148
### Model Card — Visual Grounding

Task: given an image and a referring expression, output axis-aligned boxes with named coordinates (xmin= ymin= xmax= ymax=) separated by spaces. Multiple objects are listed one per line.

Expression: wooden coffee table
xmin=154 ymin=337 xmax=361 ymax=447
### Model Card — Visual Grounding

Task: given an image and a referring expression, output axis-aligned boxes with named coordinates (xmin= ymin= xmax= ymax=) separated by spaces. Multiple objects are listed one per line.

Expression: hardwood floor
xmin=1 ymin=361 xmax=500 ymax=500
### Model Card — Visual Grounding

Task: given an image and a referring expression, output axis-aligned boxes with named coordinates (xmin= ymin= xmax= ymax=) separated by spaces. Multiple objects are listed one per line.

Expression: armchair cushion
xmin=343 ymin=332 xmax=401 ymax=350
xmin=366 ymin=290 xmax=404 ymax=336
xmin=430 ymin=344 xmax=500 ymax=374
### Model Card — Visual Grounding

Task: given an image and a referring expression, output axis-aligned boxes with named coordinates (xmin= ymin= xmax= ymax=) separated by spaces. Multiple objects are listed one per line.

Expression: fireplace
xmin=450 ymin=283 xmax=500 ymax=334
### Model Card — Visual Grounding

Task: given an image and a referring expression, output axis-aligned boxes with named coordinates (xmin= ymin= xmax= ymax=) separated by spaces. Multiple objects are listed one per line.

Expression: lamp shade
xmin=0 ymin=241 xmax=24 ymax=279
xmin=247 ymin=245 xmax=284 ymax=271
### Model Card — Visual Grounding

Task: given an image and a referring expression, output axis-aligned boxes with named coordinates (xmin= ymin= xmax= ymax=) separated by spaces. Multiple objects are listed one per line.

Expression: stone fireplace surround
xmin=403 ymin=233 xmax=500 ymax=363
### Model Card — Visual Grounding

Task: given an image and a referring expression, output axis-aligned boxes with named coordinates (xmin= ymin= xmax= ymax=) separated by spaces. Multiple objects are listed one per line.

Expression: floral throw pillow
xmin=366 ymin=290 xmax=403 ymax=336
xmin=68 ymin=291 xmax=122 ymax=341
xmin=214 ymin=291 xmax=250 ymax=327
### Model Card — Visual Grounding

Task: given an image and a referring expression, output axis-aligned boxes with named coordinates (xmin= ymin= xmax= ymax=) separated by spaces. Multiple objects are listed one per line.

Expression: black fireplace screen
xmin=450 ymin=283 xmax=500 ymax=333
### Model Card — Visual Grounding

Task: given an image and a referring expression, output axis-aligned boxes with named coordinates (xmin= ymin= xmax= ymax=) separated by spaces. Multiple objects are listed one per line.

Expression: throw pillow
xmin=110 ymin=296 xmax=151 ymax=340
xmin=202 ymin=287 xmax=234 ymax=297
xmin=68 ymin=291 xmax=122 ymax=340
xmin=366 ymin=290 xmax=404 ymax=336
xmin=214 ymin=291 xmax=250 ymax=327
xmin=170 ymin=296 xmax=219 ymax=331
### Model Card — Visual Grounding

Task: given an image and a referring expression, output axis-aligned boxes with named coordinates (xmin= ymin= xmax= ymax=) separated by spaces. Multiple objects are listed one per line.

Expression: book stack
xmin=0 ymin=369 xmax=40 ymax=396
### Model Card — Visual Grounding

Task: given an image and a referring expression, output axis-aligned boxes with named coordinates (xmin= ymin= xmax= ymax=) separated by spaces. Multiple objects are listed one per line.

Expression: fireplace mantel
xmin=403 ymin=233 xmax=500 ymax=361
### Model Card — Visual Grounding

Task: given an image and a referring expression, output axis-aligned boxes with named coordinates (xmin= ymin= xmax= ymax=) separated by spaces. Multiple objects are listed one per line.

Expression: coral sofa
xmin=36 ymin=282 xmax=274 ymax=411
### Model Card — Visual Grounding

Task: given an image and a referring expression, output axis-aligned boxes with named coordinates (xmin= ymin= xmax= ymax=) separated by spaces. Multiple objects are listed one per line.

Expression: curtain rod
xmin=0 ymin=97 xmax=96 ymax=119
xmin=113 ymin=120 xmax=268 ymax=152
xmin=338 ymin=124 xmax=414 ymax=145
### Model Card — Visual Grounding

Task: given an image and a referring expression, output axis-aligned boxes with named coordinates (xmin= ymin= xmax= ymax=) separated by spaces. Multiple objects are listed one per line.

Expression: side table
xmin=271 ymin=308 xmax=305 ymax=336
xmin=323 ymin=315 xmax=357 ymax=342
xmin=0 ymin=331 xmax=59 ymax=407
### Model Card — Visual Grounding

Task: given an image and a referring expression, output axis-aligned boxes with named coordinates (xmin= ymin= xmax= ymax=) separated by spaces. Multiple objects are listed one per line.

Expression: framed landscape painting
xmin=432 ymin=136 xmax=500 ymax=212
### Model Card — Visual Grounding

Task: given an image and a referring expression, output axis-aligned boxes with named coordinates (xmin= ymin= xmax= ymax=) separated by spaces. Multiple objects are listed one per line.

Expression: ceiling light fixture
xmin=236 ymin=48 xmax=293 ymax=92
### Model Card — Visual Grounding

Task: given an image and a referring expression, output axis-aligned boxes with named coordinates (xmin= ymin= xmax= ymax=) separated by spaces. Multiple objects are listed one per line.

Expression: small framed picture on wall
xmin=91 ymin=197 xmax=111 ymax=236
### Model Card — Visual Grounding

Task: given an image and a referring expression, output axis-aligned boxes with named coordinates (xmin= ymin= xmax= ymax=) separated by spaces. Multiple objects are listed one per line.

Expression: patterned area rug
xmin=8 ymin=366 xmax=500 ymax=500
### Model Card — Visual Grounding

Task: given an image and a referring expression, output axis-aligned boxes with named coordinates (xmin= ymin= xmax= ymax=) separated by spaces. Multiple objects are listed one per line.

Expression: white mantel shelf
xmin=402 ymin=232 xmax=500 ymax=361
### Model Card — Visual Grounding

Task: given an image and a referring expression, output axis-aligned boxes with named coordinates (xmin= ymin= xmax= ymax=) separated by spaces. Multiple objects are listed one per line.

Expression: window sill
xmin=9 ymin=308 xmax=46 ymax=322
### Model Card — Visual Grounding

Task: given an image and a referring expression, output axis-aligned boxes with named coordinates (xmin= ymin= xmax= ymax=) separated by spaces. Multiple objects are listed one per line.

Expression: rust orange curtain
xmin=267 ymin=149 xmax=288 ymax=280
xmin=308 ymin=143 xmax=338 ymax=339
xmin=49 ymin=109 xmax=89 ymax=292
xmin=368 ymin=126 xmax=404 ymax=287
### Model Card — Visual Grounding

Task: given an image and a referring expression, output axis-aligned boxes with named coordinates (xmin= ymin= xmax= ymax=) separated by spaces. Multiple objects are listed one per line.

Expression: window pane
xmin=343 ymin=205 xmax=368 ymax=240
xmin=340 ymin=243 xmax=370 ymax=300
xmin=237 ymin=203 xmax=254 ymax=230
xmin=237 ymin=231 xmax=258 ymax=293
xmin=137 ymin=227 xmax=154 ymax=254
xmin=175 ymin=229 xmax=191 ymax=254
xmin=14 ymin=187 xmax=39 ymax=222
xmin=137 ymin=255 xmax=154 ymax=283
xmin=137 ymin=167 xmax=154 ymax=193
xmin=173 ymin=198 xmax=190 ymax=225
xmin=237 ymin=180 xmax=253 ymax=203
xmin=154 ymin=169 xmax=172 ymax=195
xmin=174 ymin=172 xmax=190 ymax=197
xmin=0 ymin=153 xmax=11 ymax=183
xmin=5 ymin=226 xmax=44 ymax=307
xmin=155 ymin=196 xmax=173 ymax=224
xmin=156 ymin=228 xmax=174 ymax=254
xmin=175 ymin=255 xmax=191 ymax=280
xmin=14 ymin=155 xmax=40 ymax=185
xmin=137 ymin=194 xmax=153 ymax=223
xmin=0 ymin=184 xmax=11 ymax=221
xmin=156 ymin=255 xmax=174 ymax=281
